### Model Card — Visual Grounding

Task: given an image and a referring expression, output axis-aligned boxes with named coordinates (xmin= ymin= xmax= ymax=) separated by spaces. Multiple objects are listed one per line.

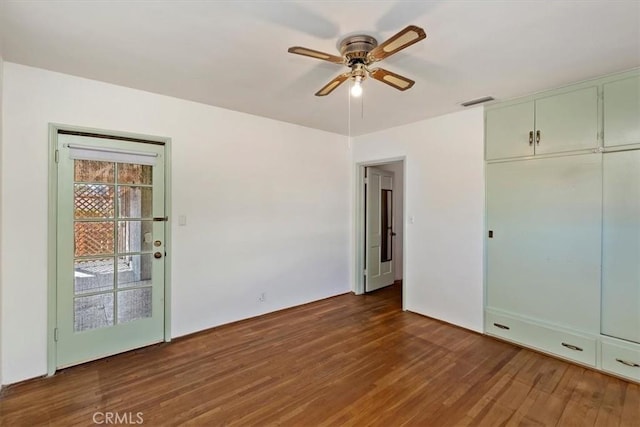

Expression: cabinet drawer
xmin=602 ymin=340 xmax=640 ymax=382
xmin=486 ymin=310 xmax=596 ymax=367
xmin=486 ymin=310 xmax=537 ymax=344
xmin=546 ymin=329 xmax=597 ymax=367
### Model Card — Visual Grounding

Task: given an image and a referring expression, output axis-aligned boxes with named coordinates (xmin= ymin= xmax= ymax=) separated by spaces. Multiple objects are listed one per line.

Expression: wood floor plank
xmin=0 ymin=283 xmax=638 ymax=426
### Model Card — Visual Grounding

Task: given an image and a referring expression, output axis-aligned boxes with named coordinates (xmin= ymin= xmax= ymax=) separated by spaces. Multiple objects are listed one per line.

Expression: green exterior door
xmin=56 ymin=133 xmax=166 ymax=368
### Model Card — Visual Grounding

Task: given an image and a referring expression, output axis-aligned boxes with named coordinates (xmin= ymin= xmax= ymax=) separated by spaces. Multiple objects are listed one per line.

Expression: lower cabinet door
xmin=486 ymin=310 xmax=597 ymax=367
xmin=601 ymin=339 xmax=640 ymax=382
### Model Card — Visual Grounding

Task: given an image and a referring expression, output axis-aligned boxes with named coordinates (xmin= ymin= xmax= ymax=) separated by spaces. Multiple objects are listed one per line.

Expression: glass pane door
xmin=57 ymin=134 xmax=165 ymax=368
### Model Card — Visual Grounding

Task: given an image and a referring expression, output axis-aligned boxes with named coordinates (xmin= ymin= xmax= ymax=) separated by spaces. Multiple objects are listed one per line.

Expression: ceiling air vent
xmin=461 ymin=96 xmax=495 ymax=107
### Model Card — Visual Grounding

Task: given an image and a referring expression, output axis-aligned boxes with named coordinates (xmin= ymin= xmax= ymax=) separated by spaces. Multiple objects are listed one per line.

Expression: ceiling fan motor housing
xmin=339 ymin=35 xmax=378 ymax=66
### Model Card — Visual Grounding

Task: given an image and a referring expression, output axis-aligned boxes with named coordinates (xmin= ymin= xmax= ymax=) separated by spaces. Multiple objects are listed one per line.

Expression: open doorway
xmin=355 ymin=159 xmax=405 ymax=307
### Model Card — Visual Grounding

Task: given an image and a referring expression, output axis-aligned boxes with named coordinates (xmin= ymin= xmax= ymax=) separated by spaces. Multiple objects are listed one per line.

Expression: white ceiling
xmin=1 ymin=1 xmax=639 ymax=136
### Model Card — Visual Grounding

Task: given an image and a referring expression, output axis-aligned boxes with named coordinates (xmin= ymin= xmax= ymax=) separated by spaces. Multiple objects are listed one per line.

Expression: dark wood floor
xmin=1 ymin=283 xmax=638 ymax=426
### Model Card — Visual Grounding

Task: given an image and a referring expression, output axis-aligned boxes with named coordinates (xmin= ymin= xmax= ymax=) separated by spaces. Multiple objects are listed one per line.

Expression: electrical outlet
xmin=258 ymin=292 xmax=266 ymax=302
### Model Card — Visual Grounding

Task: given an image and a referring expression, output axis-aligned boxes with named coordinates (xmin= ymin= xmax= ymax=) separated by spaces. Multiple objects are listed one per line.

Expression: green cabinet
xmin=485 ymin=86 xmax=599 ymax=160
xmin=602 ymin=150 xmax=640 ymax=344
xmin=485 ymin=70 xmax=640 ymax=381
xmin=604 ymin=75 xmax=640 ymax=147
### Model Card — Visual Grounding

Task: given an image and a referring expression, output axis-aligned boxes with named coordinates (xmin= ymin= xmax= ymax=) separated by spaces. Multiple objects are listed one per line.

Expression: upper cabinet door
xmin=486 ymin=101 xmax=534 ymax=160
xmin=534 ymin=86 xmax=599 ymax=155
xmin=604 ymin=75 xmax=640 ymax=147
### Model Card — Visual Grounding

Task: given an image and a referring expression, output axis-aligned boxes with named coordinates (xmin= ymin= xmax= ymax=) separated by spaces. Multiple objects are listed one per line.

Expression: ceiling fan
xmin=288 ymin=25 xmax=426 ymax=97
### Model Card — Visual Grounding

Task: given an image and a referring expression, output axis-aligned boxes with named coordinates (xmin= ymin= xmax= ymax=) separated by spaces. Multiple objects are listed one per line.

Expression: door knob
xmin=154 ymin=252 xmax=162 ymax=259
xmin=154 ymin=240 xmax=162 ymax=247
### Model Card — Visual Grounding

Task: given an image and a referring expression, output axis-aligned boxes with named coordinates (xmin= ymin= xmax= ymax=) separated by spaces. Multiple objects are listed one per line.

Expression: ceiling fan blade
xmin=369 ymin=68 xmax=415 ymax=91
xmin=367 ymin=25 xmax=426 ymax=62
xmin=315 ymin=73 xmax=351 ymax=96
xmin=288 ymin=46 xmax=344 ymax=64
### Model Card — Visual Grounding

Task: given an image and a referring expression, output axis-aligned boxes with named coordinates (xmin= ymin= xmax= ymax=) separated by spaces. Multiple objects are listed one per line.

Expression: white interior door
xmin=56 ymin=133 xmax=166 ymax=368
xmin=365 ymin=167 xmax=395 ymax=292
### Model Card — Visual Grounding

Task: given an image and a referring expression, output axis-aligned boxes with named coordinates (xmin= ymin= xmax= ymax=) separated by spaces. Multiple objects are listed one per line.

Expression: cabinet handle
xmin=561 ymin=342 xmax=583 ymax=352
xmin=616 ymin=358 xmax=640 ymax=368
xmin=536 ymin=130 xmax=541 ymax=145
xmin=493 ymin=323 xmax=510 ymax=330
xmin=529 ymin=131 xmax=533 ymax=146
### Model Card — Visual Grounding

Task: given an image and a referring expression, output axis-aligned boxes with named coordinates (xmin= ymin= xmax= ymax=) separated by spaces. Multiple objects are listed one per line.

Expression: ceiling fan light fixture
xmin=350 ymin=76 xmax=363 ymax=97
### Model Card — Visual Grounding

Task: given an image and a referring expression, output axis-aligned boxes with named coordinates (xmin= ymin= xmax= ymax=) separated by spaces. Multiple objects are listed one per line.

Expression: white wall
xmin=0 ymin=63 xmax=350 ymax=384
xmin=351 ymin=108 xmax=485 ymax=332
xmin=378 ymin=161 xmax=403 ymax=281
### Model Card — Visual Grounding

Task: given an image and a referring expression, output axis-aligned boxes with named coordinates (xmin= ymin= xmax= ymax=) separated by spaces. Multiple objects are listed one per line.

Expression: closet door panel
xmin=486 ymin=154 xmax=602 ymax=332
xmin=602 ymin=150 xmax=640 ymax=343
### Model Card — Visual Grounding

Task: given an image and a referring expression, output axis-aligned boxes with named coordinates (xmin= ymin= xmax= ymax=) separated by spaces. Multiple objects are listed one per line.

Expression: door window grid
xmin=73 ymin=160 xmax=154 ymax=332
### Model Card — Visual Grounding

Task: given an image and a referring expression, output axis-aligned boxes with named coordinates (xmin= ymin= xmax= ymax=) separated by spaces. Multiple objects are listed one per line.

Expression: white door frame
xmin=354 ymin=156 xmax=406 ymax=309
xmin=47 ymin=123 xmax=173 ymax=376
